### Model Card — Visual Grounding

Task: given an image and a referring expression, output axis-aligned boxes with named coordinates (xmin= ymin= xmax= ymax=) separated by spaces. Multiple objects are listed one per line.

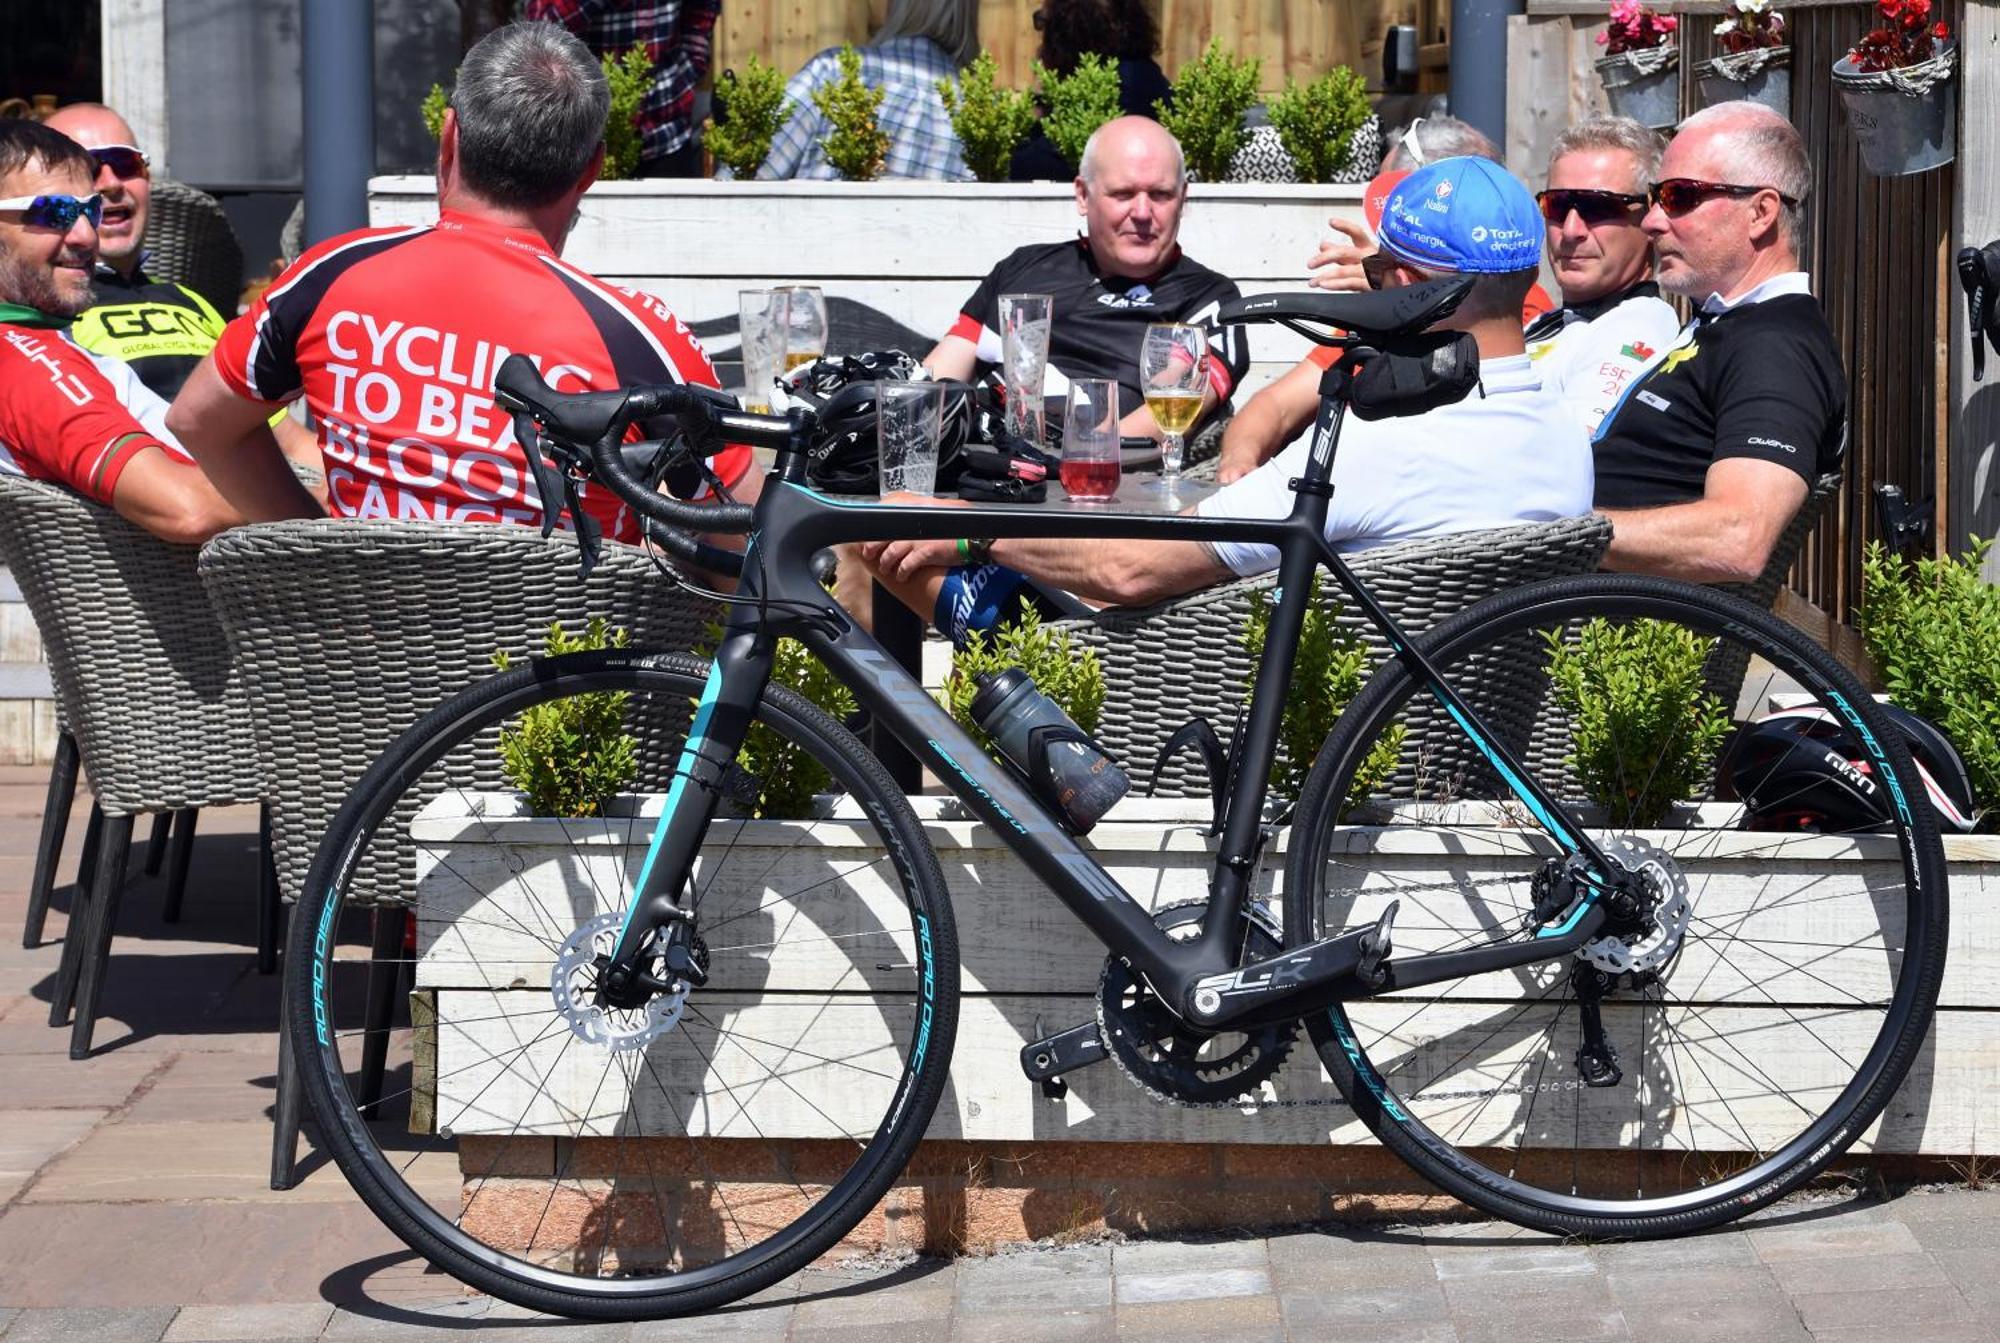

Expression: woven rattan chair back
xmin=1056 ymin=514 xmax=1613 ymax=799
xmin=0 ymin=474 xmax=260 ymax=814
xmin=198 ymin=518 xmax=719 ymax=909
xmin=144 ymin=179 xmax=246 ymax=317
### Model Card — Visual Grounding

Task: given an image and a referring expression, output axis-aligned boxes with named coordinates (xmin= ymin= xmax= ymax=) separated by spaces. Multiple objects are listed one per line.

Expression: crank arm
xmin=1020 ymin=1020 xmax=1109 ymax=1083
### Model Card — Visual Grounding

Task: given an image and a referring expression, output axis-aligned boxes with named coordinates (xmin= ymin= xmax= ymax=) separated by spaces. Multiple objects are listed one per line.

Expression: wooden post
xmin=100 ymin=0 xmax=168 ymax=174
xmin=1951 ymin=0 xmax=2000 ymax=581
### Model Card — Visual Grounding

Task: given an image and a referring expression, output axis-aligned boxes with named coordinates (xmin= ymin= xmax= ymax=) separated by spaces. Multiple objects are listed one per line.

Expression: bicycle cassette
xmin=1097 ymin=900 xmax=1297 ymax=1106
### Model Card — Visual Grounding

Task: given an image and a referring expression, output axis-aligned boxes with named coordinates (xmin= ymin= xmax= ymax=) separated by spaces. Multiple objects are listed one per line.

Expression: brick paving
xmin=0 ymin=764 xmax=1995 ymax=1341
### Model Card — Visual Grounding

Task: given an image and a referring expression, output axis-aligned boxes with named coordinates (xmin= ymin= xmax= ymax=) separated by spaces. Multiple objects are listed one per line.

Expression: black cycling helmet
xmin=1720 ymin=702 xmax=1978 ymax=833
xmin=786 ymin=351 xmax=973 ymax=494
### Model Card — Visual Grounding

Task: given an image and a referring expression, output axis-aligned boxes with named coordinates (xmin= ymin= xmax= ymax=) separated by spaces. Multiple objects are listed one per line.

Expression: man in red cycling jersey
xmin=0 ymin=120 xmax=242 ymax=543
xmin=169 ymin=21 xmax=753 ymax=542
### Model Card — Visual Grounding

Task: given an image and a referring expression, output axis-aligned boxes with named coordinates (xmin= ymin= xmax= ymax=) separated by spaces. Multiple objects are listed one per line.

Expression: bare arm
xmin=108 ymin=446 xmax=246 ymax=546
xmin=272 ymin=412 xmax=328 ymax=506
xmin=922 ymin=334 xmax=979 ymax=382
xmin=166 ymin=354 xmax=323 ymax=522
xmin=1216 ymin=358 xmax=1320 ymax=483
xmin=1599 ymin=458 xmax=1810 ymax=584
xmin=860 ymin=497 xmax=1229 ymax=608
xmin=1306 ymin=217 xmax=1376 ymax=293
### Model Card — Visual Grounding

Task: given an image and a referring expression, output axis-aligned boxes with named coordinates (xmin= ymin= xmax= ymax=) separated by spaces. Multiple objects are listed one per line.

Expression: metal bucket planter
xmin=1697 ymin=46 xmax=1791 ymax=115
xmin=1832 ymin=41 xmax=1957 ymax=177
xmin=1595 ymin=45 xmax=1680 ymax=130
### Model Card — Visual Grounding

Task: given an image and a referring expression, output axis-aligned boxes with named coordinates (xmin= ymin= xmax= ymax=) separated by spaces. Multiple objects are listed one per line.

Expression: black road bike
xmin=290 ymin=279 xmax=1948 ymax=1319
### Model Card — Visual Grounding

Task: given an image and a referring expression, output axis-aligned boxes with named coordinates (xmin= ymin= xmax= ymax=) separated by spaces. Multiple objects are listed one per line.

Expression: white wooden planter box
xmin=367 ymin=177 xmax=1365 ymax=402
xmin=410 ymin=793 xmax=2000 ymax=1156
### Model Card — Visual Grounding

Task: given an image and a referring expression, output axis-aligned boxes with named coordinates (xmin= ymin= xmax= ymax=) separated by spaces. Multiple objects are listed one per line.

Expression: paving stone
xmin=1890 ymin=1188 xmax=2000 ymax=1221
xmin=1445 ymin=1287 xmax=1630 ymax=1343
xmin=1429 ymin=1243 xmax=1599 ymax=1284
xmin=947 ymin=1307 xmax=1111 ymax=1343
xmin=1604 ymin=1293 xmax=1808 ymax=1343
xmin=1604 ymin=1264 xmax=1786 ymax=1306
xmin=1588 ymin=1230 xmax=1759 ymax=1273
xmin=0 ymin=1108 xmax=104 ymax=1185
xmin=628 ymin=1301 xmax=798 ymax=1340
xmin=1114 ymin=1267 xmax=1269 ymax=1305
xmin=1900 ymin=1210 xmax=2000 ymax=1252
xmin=161 ymin=1303 xmax=337 ymax=1341
xmin=1110 ymin=1236 xmax=1268 ymax=1274
xmin=0 ymin=1308 xmax=17 ymax=1336
xmin=793 ymin=1319 xmax=950 ymax=1343
xmin=1931 ymin=1248 xmax=2000 ymax=1309
xmin=1765 ymin=1248 xmax=1958 ymax=1296
xmin=23 ymin=1120 xmax=441 ymax=1206
xmin=1790 ymin=1287 xmax=1980 ymax=1335
xmin=1113 ymin=1292 xmax=1282 ymax=1342
xmin=1277 ymin=1282 xmax=1449 ymax=1333
xmin=793 ymin=1285 xmax=953 ymax=1331
xmin=1808 ymin=1330 xmax=1997 ymax=1343
xmin=0 ymin=1203 xmax=416 ymax=1307
xmin=955 ymin=1245 xmax=1112 ymax=1310
xmin=1747 ymin=1216 xmax=1925 ymax=1262
xmin=1265 ymin=1228 xmax=1439 ymax=1290
xmin=0 ymin=1048 xmax=158 ymax=1110
xmin=116 ymin=1050 xmax=281 ymax=1125
xmin=322 ymin=1298 xmax=496 ymax=1337
xmin=0 ymin=1305 xmax=177 ymax=1342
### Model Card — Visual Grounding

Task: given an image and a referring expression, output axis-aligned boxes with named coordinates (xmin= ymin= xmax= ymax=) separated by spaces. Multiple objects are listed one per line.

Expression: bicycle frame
xmin=602 ymin=391 xmax=1616 ymax=1029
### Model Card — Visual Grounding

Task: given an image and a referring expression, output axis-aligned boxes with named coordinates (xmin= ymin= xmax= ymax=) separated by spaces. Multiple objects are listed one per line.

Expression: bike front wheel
xmin=1284 ymin=575 xmax=1949 ymax=1237
xmin=291 ymin=648 xmax=959 ymax=1318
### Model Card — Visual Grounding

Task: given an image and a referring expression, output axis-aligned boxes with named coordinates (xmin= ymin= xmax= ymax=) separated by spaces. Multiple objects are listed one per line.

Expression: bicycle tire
xmin=290 ymin=648 xmax=959 ymax=1318
xmin=1282 ymin=574 xmax=1948 ymax=1237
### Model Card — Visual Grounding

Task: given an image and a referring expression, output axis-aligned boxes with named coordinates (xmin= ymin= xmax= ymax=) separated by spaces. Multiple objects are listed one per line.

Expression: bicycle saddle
xmin=1217 ymin=275 xmax=1476 ymax=345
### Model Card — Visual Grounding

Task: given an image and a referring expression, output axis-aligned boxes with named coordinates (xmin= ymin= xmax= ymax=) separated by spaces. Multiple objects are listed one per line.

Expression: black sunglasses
xmin=87 ymin=144 xmax=149 ymax=180
xmin=1536 ymin=187 xmax=1647 ymax=226
xmin=1649 ymin=178 xmax=1800 ymax=216
xmin=1361 ymin=251 xmax=1401 ymax=290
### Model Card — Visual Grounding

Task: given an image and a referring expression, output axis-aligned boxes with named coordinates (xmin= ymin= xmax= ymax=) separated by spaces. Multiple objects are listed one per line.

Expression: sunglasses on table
xmin=1535 ymin=187 xmax=1647 ymax=226
xmin=1648 ymin=178 xmax=1801 ymax=215
xmin=88 ymin=144 xmax=150 ymax=180
xmin=0 ymin=193 xmax=105 ymax=230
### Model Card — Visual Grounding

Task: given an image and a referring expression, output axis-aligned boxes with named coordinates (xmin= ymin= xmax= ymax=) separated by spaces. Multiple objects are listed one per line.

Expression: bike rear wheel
xmin=291 ymin=648 xmax=958 ymax=1318
xmin=1284 ymin=575 xmax=1949 ymax=1237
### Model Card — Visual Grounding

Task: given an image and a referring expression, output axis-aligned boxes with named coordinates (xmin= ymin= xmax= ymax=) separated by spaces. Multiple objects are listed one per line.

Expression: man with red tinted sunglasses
xmin=1592 ymin=101 xmax=1845 ymax=584
xmin=1525 ymin=116 xmax=1681 ymax=437
xmin=0 ymin=120 xmax=242 ymax=543
xmin=41 ymin=104 xmax=222 ymax=403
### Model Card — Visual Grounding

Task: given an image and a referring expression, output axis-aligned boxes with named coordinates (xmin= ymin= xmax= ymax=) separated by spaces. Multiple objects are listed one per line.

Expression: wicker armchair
xmin=0 ymin=474 xmax=266 ymax=1059
xmin=1056 ymin=515 xmax=1614 ymax=799
xmin=144 ymin=179 xmax=245 ymax=316
xmin=198 ymin=517 xmax=718 ymax=1189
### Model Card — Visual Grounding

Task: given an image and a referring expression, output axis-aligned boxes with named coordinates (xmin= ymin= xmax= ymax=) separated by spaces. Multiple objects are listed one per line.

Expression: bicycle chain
xmin=1111 ymin=872 xmax=1587 ymax=1115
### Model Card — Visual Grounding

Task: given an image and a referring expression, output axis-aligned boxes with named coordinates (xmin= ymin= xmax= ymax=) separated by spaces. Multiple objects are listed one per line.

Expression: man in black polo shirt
xmin=1592 ymin=101 xmax=1845 ymax=583
xmin=923 ymin=116 xmax=1247 ymax=440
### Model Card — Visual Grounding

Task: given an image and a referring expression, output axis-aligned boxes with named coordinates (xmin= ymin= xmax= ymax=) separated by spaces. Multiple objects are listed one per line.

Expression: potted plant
xmin=1593 ymin=0 xmax=1679 ymax=131
xmin=1154 ymin=38 xmax=1262 ymax=183
xmin=1254 ymin=66 xmax=1379 ymax=185
xmin=937 ymin=51 xmax=1036 ymax=183
xmin=1832 ymin=0 xmax=1957 ymax=176
xmin=705 ymin=54 xmax=792 ymax=180
xmin=1699 ymin=0 xmax=1790 ymax=114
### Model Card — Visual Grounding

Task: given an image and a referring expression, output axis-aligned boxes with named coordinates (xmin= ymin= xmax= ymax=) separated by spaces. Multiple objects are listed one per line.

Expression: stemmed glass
xmin=1141 ymin=323 xmax=1207 ymax=485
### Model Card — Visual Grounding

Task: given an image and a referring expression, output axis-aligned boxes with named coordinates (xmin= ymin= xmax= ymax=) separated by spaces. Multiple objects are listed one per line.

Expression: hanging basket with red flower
xmin=1833 ymin=0 xmax=1956 ymax=176
xmin=1593 ymin=0 xmax=1680 ymax=129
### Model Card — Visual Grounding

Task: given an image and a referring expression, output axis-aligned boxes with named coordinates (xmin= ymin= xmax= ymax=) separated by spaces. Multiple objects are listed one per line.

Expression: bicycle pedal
xmin=1020 ymin=1020 xmax=1106 ymax=1084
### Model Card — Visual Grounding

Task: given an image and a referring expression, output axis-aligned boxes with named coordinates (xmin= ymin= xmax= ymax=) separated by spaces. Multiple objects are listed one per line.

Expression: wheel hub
xmin=552 ymin=911 xmax=689 ymax=1050
xmin=1578 ymin=836 xmax=1691 ymax=977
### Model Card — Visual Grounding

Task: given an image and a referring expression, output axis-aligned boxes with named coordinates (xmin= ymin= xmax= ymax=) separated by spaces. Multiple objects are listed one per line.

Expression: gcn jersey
xmin=211 ymin=210 xmax=749 ymax=543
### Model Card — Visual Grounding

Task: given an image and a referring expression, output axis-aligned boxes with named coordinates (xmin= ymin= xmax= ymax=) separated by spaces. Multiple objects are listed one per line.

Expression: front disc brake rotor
xmin=551 ymin=911 xmax=689 ymax=1050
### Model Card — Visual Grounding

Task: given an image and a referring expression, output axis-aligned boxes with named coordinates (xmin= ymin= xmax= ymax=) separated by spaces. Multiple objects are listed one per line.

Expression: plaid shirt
xmin=524 ymin=0 xmax=720 ymax=161
xmin=756 ymin=37 xmax=970 ymax=181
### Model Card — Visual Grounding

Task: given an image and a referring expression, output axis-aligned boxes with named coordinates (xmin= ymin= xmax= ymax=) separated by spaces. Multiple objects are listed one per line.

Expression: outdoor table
xmin=868 ymin=468 xmax=1218 ymax=790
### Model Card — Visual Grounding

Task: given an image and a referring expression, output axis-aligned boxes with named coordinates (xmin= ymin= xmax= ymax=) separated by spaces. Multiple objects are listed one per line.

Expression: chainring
xmin=1096 ymin=900 xmax=1297 ymax=1106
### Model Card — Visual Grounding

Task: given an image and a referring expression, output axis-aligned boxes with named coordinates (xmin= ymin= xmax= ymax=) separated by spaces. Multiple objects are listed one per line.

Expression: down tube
xmin=802 ymin=617 xmax=1194 ymax=993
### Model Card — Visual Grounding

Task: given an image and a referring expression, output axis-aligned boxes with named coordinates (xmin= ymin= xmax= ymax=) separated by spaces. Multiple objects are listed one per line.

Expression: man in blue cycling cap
xmin=861 ymin=155 xmax=1593 ymax=633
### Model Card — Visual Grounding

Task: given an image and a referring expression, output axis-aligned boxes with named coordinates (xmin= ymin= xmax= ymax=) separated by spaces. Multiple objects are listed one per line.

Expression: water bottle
xmin=968 ymin=669 xmax=1130 ymax=833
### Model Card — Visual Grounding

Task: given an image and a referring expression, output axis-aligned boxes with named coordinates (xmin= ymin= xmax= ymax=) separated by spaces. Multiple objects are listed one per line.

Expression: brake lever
xmin=512 ymin=411 xmax=571 ymax=541
xmin=1957 ymin=241 xmax=2000 ymax=382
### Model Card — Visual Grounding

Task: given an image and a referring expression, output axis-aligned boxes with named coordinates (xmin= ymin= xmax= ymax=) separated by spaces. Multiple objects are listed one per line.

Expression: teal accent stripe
xmin=1435 ymin=694 xmax=1577 ymax=851
xmin=620 ymin=659 xmax=725 ymax=939
xmin=1330 ymin=1010 xmax=1408 ymax=1121
xmin=912 ymin=912 xmax=935 ymax=1067
xmin=312 ymin=890 xmax=340 ymax=1045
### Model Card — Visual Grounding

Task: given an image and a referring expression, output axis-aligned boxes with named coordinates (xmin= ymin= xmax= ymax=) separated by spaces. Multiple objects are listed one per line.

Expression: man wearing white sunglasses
xmin=0 ymin=120 xmax=243 ymax=542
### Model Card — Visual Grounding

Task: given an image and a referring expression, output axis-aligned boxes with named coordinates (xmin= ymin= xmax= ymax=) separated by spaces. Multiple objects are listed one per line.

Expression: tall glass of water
xmin=738 ymin=289 xmax=785 ymax=413
xmin=1141 ymin=323 xmax=1207 ymax=484
xmin=876 ymin=380 xmax=944 ymax=496
xmin=999 ymin=293 xmax=1053 ymax=446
